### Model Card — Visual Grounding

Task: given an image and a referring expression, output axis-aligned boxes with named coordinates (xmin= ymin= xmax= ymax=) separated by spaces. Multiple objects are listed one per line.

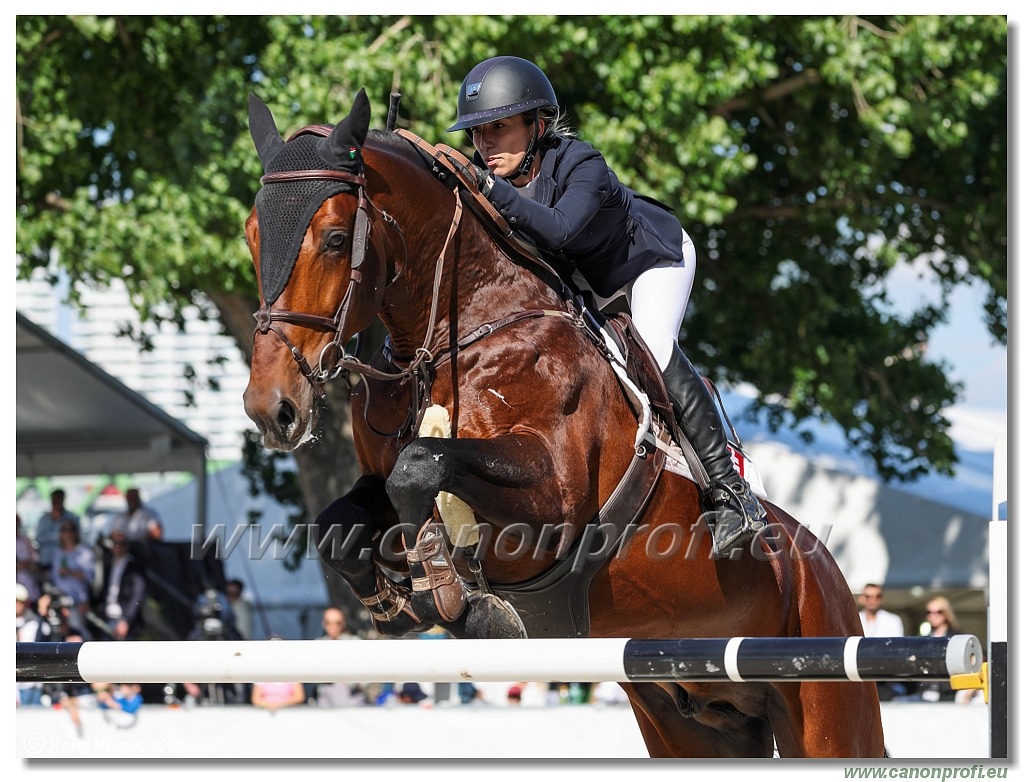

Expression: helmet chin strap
xmin=513 ymin=110 xmax=542 ymax=181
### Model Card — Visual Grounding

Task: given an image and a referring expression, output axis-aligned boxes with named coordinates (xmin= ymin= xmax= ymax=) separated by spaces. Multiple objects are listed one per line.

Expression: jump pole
xmin=989 ymin=433 xmax=1008 ymax=758
xmin=17 ymin=635 xmax=982 ymax=685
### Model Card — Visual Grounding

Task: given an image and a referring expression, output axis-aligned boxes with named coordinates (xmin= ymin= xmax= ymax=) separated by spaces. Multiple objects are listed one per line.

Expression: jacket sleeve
xmin=484 ymin=147 xmax=609 ymax=250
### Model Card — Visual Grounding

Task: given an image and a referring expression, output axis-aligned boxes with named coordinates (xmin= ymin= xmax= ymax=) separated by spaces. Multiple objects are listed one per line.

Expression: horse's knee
xmin=313 ymin=498 xmax=359 ymax=558
xmin=386 ymin=438 xmax=453 ymax=511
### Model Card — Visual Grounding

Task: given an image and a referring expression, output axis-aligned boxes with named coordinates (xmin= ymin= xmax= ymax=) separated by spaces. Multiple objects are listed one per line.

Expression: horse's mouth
xmin=244 ymin=387 xmax=317 ymax=452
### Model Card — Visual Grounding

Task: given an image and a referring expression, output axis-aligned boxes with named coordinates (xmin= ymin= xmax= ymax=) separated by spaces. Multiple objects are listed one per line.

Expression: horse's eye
xmin=324 ymin=230 xmax=349 ymax=254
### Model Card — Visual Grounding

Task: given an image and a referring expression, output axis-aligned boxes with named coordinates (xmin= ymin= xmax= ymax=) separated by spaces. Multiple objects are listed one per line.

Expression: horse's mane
xmin=365 ymin=127 xmax=569 ymax=300
xmin=367 ymin=128 xmax=434 ymax=169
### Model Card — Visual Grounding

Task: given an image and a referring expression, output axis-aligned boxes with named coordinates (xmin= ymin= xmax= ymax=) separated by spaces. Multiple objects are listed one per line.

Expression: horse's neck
xmin=378 ymin=171 xmax=561 ymax=357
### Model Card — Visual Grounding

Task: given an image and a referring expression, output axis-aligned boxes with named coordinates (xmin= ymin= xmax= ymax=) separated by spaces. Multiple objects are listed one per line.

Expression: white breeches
xmin=571 ymin=229 xmax=697 ymax=372
xmin=626 ymin=229 xmax=696 ymax=370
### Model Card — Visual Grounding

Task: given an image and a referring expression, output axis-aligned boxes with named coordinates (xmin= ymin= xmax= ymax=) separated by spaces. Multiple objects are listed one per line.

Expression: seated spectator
xmin=858 ymin=584 xmax=905 ymax=637
xmin=314 ymin=606 xmax=366 ymax=707
xmin=50 ymin=633 xmax=93 ymax=737
xmin=17 ymin=584 xmax=46 ymax=706
xmin=49 ymin=521 xmax=95 ymax=630
xmin=95 ymin=532 xmax=148 ymax=640
xmin=858 ymin=583 xmax=909 ymax=700
xmin=36 ymin=591 xmax=88 ymax=642
xmin=94 ymin=682 xmax=144 ymax=713
xmin=94 ymin=682 xmax=144 ymax=728
xmin=16 ymin=514 xmax=41 ymax=604
xmin=457 ymin=682 xmax=482 ymax=705
xmin=397 ymin=682 xmax=428 ymax=705
xmin=251 ymin=680 xmax=307 ymax=713
xmin=251 ymin=634 xmax=307 ymax=713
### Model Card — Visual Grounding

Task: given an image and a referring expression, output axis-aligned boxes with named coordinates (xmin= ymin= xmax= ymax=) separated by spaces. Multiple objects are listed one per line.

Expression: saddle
xmin=394 ymin=129 xmax=747 ymax=637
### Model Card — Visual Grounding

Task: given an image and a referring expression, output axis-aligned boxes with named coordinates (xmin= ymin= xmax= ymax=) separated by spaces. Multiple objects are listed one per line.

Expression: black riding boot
xmin=662 ymin=345 xmax=767 ymax=558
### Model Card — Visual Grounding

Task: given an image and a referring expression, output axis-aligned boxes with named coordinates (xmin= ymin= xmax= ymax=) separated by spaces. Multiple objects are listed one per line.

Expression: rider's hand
xmin=445 ymin=154 xmax=494 ymax=196
xmin=472 ymin=163 xmax=495 ymax=196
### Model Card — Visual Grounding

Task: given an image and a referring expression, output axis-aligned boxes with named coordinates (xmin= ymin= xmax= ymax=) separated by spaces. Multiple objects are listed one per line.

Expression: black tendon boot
xmin=662 ymin=345 xmax=767 ymax=558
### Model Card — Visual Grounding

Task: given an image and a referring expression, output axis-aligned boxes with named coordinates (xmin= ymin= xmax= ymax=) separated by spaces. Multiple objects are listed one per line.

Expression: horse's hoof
xmin=371 ymin=614 xmax=433 ymax=638
xmin=463 ymin=591 xmax=527 ymax=639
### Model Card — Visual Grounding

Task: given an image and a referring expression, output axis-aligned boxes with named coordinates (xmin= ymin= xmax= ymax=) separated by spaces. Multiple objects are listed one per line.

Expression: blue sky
xmin=884 ymin=260 xmax=1007 ymax=417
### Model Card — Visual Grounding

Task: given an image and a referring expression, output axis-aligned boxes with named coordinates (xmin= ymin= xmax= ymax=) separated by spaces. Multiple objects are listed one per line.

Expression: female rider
xmin=448 ymin=56 xmax=766 ymax=558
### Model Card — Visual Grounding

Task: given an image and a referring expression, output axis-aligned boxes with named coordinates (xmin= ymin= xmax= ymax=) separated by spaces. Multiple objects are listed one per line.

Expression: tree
xmin=17 ymin=16 xmax=1007 ymax=608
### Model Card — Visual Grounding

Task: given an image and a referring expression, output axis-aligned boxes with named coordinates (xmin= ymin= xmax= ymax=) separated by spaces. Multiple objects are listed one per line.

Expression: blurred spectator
xmin=36 ymin=591 xmax=88 ymax=642
xmin=858 ymin=583 xmax=905 ymax=637
xmin=49 ymin=521 xmax=95 ymax=629
xmin=591 ymin=681 xmax=629 ymax=706
xmin=917 ymin=596 xmax=960 ymax=703
xmin=109 ymin=488 xmax=163 ymax=544
xmin=251 ymin=680 xmax=307 ymax=712
xmin=35 ymin=489 xmax=80 ymax=574
xmin=457 ymin=682 xmax=482 ymax=705
xmin=922 ymin=596 xmax=959 ymax=639
xmin=859 ymin=583 xmax=908 ymax=701
xmin=224 ymin=578 xmax=254 ymax=640
xmin=506 ymin=685 xmax=523 ymax=705
xmin=17 ymin=583 xmax=46 ymax=706
xmin=16 ymin=514 xmax=41 ymax=604
xmin=312 ymin=606 xmax=365 ymax=706
xmin=50 ymin=632 xmax=93 ymax=737
xmin=252 ymin=637 xmax=306 ymax=713
xmin=94 ymin=682 xmax=144 ymax=728
xmin=320 ymin=605 xmax=357 ymax=641
xmin=397 ymin=682 xmax=428 ymax=704
xmin=95 ymin=531 xmax=147 ymax=640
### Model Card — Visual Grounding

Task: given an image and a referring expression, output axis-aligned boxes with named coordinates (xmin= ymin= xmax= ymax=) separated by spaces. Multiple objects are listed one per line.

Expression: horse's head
xmin=243 ymin=90 xmax=386 ymax=450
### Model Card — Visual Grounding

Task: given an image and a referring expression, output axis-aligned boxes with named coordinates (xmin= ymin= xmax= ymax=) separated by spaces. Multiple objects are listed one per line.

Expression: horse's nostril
xmin=276 ymin=399 xmax=297 ymax=431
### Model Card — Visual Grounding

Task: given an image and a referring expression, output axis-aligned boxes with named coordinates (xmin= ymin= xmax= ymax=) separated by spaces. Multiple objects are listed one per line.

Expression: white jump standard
xmin=17 ymin=635 xmax=982 ymax=685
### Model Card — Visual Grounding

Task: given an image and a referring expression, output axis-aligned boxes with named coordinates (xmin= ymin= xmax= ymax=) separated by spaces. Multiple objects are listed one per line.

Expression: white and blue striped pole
xmin=17 ymin=635 xmax=981 ymax=685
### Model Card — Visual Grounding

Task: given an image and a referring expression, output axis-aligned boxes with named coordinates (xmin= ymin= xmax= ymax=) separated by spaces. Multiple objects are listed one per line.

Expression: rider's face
xmin=471 ymin=114 xmax=542 ymax=181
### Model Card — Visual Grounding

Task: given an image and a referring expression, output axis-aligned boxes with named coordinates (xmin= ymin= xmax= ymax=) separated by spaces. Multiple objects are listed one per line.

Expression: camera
xmin=39 ymin=584 xmax=76 ymax=641
xmin=193 ymin=589 xmax=227 ymax=641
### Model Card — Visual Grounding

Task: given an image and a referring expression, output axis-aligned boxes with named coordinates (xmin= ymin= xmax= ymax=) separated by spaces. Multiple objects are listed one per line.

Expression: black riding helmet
xmin=448 ymin=56 xmax=558 ymax=132
xmin=448 ymin=56 xmax=558 ymax=179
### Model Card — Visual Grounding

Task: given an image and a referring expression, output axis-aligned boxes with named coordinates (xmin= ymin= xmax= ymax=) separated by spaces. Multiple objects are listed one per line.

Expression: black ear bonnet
xmin=249 ymin=90 xmax=370 ymax=304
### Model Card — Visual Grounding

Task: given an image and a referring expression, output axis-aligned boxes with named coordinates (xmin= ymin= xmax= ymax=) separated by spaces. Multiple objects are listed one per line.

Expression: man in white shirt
xmin=858 ymin=583 xmax=905 ymax=637
xmin=109 ymin=488 xmax=163 ymax=542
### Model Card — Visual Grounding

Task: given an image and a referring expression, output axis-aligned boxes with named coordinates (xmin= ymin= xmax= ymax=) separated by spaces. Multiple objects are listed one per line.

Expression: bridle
xmin=251 ymin=125 xmax=468 ymax=435
xmin=252 ymin=126 xmax=587 ymax=438
xmin=252 ymin=125 xmax=404 ymax=402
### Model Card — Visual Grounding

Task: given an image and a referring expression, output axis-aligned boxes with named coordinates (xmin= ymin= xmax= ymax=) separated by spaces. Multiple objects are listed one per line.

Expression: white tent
xmin=146 ymin=462 xmax=329 ymax=640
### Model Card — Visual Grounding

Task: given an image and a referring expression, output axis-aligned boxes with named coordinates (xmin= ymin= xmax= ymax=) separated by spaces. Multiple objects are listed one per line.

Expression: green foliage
xmin=17 ymin=15 xmax=1007 ymax=482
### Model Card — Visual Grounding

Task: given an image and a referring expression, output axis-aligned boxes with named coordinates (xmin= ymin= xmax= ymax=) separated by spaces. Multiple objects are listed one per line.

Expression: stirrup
xmin=705 ymin=482 xmax=767 ymax=558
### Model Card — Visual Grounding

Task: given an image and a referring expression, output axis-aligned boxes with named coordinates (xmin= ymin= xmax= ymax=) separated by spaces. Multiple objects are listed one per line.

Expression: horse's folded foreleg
xmin=313 ymin=474 xmax=429 ymax=637
xmin=385 ymin=434 xmax=554 ymax=638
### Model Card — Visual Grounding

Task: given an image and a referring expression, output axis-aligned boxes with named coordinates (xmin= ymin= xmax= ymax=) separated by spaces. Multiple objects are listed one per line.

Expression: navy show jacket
xmin=481 ymin=136 xmax=684 ymax=298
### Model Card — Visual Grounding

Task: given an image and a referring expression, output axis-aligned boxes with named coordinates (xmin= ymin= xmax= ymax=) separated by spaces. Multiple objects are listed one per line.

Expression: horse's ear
xmin=248 ymin=92 xmax=284 ymax=170
xmin=323 ymin=88 xmax=371 ymax=168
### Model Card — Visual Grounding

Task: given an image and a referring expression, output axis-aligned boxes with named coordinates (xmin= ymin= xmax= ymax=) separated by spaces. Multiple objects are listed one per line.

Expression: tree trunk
xmin=210 ymin=290 xmax=381 ymax=634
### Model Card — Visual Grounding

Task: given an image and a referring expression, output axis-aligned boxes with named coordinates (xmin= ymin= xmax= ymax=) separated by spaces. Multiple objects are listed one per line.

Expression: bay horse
xmin=241 ymin=89 xmax=885 ymax=758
